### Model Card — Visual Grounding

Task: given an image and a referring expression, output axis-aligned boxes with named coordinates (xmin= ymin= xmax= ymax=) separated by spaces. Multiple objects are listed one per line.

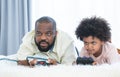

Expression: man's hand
xmin=48 ymin=58 xmax=58 ymax=65
xmin=29 ymin=59 xmax=37 ymax=67
xmin=17 ymin=60 xmax=29 ymax=66
xmin=29 ymin=58 xmax=58 ymax=66
xmin=17 ymin=59 xmax=37 ymax=67
xmin=17 ymin=58 xmax=58 ymax=67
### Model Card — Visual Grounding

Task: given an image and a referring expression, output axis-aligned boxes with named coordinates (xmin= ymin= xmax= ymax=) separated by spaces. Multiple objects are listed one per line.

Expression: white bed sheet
xmin=0 ymin=55 xmax=120 ymax=77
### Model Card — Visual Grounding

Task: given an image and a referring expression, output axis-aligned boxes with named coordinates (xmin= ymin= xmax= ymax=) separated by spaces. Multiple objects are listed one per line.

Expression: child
xmin=75 ymin=16 xmax=120 ymax=65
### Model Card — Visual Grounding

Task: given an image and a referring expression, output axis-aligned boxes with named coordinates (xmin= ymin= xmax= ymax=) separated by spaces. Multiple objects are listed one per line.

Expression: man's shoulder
xmin=22 ymin=30 xmax=35 ymax=41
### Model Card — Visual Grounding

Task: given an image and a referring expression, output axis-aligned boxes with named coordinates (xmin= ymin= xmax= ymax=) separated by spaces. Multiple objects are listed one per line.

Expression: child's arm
xmin=106 ymin=45 xmax=120 ymax=64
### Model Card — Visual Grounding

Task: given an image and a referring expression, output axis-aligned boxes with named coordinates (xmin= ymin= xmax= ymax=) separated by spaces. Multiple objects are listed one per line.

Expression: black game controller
xmin=76 ymin=57 xmax=94 ymax=65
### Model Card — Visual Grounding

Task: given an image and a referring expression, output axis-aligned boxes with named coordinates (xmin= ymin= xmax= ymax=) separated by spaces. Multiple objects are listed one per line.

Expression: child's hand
xmin=92 ymin=61 xmax=97 ymax=65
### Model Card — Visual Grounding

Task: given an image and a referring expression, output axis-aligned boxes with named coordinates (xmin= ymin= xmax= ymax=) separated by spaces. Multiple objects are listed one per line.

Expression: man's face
xmin=35 ymin=22 xmax=57 ymax=52
xmin=83 ymin=36 xmax=104 ymax=57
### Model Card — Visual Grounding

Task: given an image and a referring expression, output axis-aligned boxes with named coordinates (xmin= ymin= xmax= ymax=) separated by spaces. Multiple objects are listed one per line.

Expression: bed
xmin=0 ymin=55 xmax=120 ymax=77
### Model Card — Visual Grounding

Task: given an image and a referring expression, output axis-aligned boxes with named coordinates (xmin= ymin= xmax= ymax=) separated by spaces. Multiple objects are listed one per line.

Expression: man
xmin=17 ymin=16 xmax=76 ymax=66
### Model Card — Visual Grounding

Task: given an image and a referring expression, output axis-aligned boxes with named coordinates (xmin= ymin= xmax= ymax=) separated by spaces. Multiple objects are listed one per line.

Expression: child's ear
xmin=101 ymin=41 xmax=105 ymax=45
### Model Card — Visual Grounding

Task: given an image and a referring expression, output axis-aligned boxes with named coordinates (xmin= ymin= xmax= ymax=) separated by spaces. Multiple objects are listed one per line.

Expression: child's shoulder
xmin=103 ymin=42 xmax=117 ymax=53
xmin=104 ymin=42 xmax=115 ymax=48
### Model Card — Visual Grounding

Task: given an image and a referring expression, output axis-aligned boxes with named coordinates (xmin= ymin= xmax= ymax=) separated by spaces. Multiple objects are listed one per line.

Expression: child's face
xmin=83 ymin=36 xmax=104 ymax=57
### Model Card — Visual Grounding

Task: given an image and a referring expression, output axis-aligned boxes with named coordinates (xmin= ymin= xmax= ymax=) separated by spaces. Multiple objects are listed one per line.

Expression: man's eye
xmin=36 ymin=32 xmax=42 ymax=36
xmin=46 ymin=32 xmax=52 ymax=36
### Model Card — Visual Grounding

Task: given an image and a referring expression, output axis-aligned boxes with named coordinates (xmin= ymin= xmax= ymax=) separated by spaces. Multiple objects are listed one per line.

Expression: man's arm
xmin=60 ymin=42 xmax=77 ymax=65
xmin=17 ymin=44 xmax=34 ymax=60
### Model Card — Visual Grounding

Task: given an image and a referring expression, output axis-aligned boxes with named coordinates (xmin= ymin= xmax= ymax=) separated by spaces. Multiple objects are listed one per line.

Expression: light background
xmin=31 ymin=0 xmax=120 ymax=51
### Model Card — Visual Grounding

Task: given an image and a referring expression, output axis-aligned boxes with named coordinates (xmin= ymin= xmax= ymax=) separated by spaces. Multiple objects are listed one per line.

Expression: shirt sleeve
xmin=60 ymin=42 xmax=77 ymax=65
xmin=16 ymin=43 xmax=34 ymax=60
xmin=105 ymin=45 xmax=120 ymax=64
xmin=16 ymin=31 xmax=36 ymax=60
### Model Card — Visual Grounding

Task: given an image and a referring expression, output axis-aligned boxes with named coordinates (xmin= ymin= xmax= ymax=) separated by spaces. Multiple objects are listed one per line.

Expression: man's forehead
xmin=36 ymin=22 xmax=54 ymax=30
xmin=36 ymin=28 xmax=54 ymax=32
xmin=36 ymin=22 xmax=53 ymax=26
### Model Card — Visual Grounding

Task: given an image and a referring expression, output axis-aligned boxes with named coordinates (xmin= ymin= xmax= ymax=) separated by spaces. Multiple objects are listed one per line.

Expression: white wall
xmin=31 ymin=0 xmax=120 ymax=51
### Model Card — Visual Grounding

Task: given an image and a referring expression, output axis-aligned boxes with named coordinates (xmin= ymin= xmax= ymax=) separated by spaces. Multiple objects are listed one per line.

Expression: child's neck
xmin=93 ymin=47 xmax=102 ymax=57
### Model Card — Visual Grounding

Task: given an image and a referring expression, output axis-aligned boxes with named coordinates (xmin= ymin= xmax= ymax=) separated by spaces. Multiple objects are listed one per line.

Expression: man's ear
xmin=55 ymin=31 xmax=58 ymax=36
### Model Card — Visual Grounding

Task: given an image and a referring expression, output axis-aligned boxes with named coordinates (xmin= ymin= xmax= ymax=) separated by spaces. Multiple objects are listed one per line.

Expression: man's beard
xmin=35 ymin=38 xmax=55 ymax=52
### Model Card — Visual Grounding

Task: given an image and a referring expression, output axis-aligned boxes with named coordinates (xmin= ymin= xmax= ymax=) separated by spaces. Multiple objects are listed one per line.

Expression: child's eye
xmin=92 ymin=42 xmax=96 ymax=45
xmin=84 ymin=42 xmax=89 ymax=45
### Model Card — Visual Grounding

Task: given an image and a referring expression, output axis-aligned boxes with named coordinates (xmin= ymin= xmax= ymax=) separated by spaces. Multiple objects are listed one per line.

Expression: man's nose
xmin=41 ymin=34 xmax=47 ymax=40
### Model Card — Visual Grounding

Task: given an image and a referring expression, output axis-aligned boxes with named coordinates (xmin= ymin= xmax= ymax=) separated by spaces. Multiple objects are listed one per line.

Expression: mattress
xmin=0 ymin=55 xmax=120 ymax=77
